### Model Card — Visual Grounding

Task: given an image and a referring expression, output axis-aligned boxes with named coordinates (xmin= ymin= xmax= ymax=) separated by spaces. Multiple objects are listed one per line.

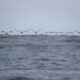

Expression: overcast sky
xmin=0 ymin=0 xmax=80 ymax=33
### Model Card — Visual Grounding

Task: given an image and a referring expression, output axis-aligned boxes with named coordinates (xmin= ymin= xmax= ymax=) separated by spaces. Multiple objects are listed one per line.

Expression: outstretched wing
xmin=15 ymin=29 xmax=30 ymax=33
xmin=9 ymin=31 xmax=13 ymax=33
xmin=1 ymin=31 xmax=7 ymax=34
xmin=1 ymin=31 xmax=5 ymax=33
xmin=37 ymin=29 xmax=41 ymax=32
xmin=31 ymin=29 xmax=36 ymax=33
xmin=23 ymin=30 xmax=30 ymax=32
xmin=31 ymin=29 xmax=41 ymax=33
xmin=15 ymin=29 xmax=21 ymax=32
xmin=45 ymin=32 xmax=49 ymax=33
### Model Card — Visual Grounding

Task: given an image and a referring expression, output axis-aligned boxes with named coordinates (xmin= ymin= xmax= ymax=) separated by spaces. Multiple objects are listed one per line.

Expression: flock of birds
xmin=0 ymin=29 xmax=40 ymax=35
xmin=0 ymin=29 xmax=80 ymax=35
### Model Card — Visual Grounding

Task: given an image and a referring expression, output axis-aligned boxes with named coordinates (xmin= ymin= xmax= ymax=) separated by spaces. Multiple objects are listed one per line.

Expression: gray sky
xmin=0 ymin=0 xmax=80 ymax=33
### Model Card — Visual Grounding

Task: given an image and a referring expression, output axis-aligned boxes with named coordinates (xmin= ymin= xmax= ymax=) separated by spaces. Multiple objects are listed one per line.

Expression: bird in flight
xmin=1 ymin=31 xmax=13 ymax=35
xmin=31 ymin=29 xmax=41 ymax=35
xmin=15 ymin=29 xmax=30 ymax=34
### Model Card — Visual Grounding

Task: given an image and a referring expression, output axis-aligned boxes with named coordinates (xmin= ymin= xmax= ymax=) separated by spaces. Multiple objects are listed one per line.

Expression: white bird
xmin=31 ymin=29 xmax=41 ymax=35
xmin=15 ymin=29 xmax=30 ymax=34
xmin=1 ymin=31 xmax=13 ymax=35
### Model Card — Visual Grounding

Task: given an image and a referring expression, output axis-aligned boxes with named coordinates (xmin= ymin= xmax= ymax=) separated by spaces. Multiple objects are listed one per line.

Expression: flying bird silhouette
xmin=31 ymin=29 xmax=41 ymax=35
xmin=1 ymin=31 xmax=13 ymax=35
xmin=15 ymin=29 xmax=30 ymax=34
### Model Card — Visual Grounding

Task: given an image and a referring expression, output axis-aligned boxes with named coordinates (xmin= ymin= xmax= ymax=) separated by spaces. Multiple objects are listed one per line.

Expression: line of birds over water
xmin=0 ymin=29 xmax=80 ymax=35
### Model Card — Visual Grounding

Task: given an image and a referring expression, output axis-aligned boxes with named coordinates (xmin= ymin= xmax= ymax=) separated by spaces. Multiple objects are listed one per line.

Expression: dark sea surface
xmin=0 ymin=35 xmax=80 ymax=80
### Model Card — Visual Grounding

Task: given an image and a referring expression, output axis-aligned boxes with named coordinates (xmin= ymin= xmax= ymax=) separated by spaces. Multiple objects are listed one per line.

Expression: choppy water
xmin=0 ymin=35 xmax=80 ymax=80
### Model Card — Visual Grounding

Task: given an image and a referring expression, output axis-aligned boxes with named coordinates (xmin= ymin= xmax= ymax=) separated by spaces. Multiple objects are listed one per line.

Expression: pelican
xmin=31 ymin=29 xmax=41 ymax=35
xmin=15 ymin=29 xmax=30 ymax=34
xmin=1 ymin=31 xmax=13 ymax=35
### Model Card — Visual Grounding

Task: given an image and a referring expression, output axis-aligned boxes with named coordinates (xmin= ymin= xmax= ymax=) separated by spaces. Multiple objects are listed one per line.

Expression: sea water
xmin=0 ymin=35 xmax=80 ymax=80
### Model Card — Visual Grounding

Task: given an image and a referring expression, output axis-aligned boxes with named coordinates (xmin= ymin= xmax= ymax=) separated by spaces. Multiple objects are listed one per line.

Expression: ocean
xmin=0 ymin=35 xmax=80 ymax=80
